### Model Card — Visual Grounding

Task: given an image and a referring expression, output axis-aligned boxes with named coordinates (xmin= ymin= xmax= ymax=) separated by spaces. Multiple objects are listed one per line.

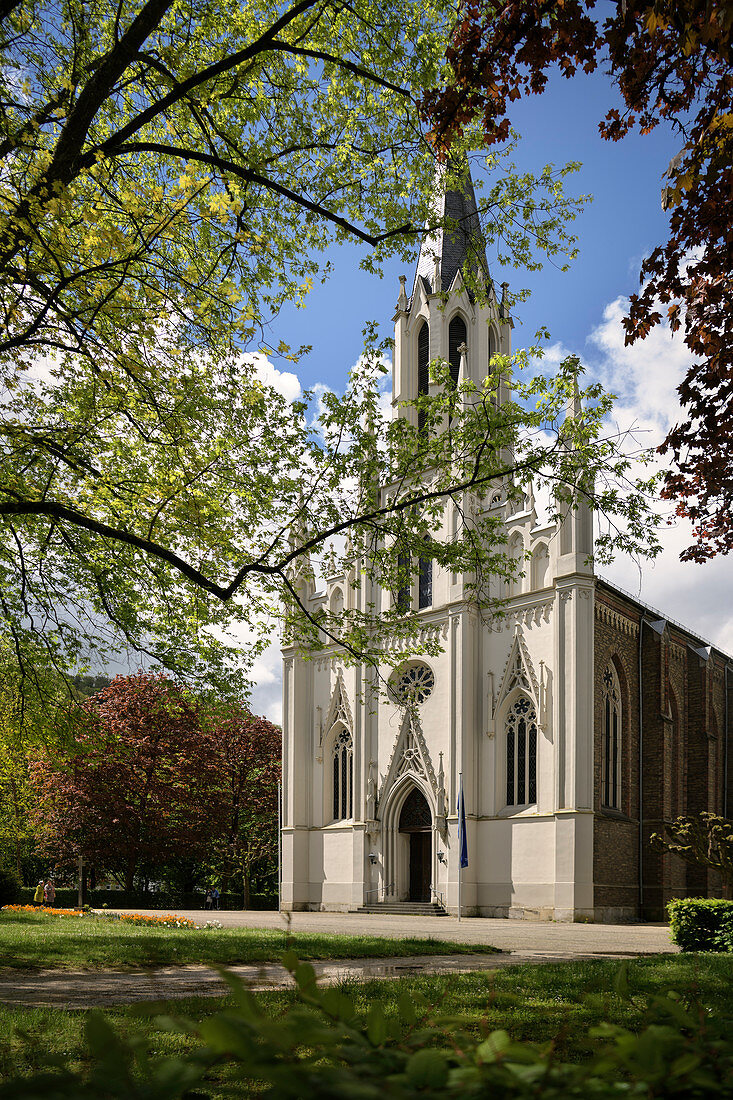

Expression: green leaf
xmin=405 ymin=1048 xmax=450 ymax=1088
xmin=367 ymin=1003 xmax=388 ymax=1046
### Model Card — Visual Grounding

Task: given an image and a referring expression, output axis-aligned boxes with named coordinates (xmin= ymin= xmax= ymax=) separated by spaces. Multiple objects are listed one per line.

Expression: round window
xmin=390 ymin=662 xmax=435 ymax=705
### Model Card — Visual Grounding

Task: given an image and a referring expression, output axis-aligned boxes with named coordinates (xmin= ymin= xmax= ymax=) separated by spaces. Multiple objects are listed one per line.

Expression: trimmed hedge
xmin=18 ymin=887 xmax=277 ymax=912
xmin=668 ymin=896 xmax=733 ymax=952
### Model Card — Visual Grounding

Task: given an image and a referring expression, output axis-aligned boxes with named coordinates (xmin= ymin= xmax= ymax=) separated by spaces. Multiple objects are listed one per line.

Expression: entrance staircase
xmin=352 ymin=900 xmax=447 ymax=916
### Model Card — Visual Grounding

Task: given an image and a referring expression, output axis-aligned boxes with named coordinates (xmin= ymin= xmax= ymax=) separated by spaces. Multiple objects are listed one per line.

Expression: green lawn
xmin=0 ymin=910 xmax=499 ymax=971
xmin=1 ymin=955 xmax=731 ymax=1088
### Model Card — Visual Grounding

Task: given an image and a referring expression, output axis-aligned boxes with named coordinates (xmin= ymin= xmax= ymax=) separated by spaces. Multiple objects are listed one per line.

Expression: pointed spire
xmin=566 ymin=373 xmax=582 ymax=423
xmin=412 ymin=161 xmax=490 ymax=300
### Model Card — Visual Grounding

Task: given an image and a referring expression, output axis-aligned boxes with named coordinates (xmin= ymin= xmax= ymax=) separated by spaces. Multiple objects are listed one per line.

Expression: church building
xmin=281 ymin=175 xmax=732 ymax=922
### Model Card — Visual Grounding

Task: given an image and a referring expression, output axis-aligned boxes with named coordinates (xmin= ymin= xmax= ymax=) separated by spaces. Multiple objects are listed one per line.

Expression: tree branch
xmin=97 ymin=141 xmax=416 ymax=246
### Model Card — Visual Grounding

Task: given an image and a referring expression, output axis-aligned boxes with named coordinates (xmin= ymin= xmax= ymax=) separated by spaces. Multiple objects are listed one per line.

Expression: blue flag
xmin=458 ymin=778 xmax=469 ymax=869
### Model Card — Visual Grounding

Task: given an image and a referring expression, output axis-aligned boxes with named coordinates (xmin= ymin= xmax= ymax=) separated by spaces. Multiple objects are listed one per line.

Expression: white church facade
xmin=281 ymin=178 xmax=732 ymax=922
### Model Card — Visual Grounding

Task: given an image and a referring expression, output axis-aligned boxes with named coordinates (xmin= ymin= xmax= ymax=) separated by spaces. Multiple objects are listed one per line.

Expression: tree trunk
xmin=242 ymin=866 xmax=251 ymax=910
xmin=9 ymin=773 xmax=22 ymax=881
xmin=124 ymin=858 xmax=136 ymax=894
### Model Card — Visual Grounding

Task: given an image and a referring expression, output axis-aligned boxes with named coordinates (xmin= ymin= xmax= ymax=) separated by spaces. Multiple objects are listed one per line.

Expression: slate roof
xmin=411 ymin=165 xmax=490 ymax=301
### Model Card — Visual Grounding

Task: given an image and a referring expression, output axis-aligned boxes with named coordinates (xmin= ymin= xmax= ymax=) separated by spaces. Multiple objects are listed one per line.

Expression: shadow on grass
xmin=0 ymin=914 xmax=500 ymax=972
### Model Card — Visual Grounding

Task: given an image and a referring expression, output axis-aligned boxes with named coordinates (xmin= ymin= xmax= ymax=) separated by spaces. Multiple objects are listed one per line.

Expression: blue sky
xmin=241 ymin=67 xmax=733 ymax=722
xmin=270 ymin=66 xmax=680 ymax=391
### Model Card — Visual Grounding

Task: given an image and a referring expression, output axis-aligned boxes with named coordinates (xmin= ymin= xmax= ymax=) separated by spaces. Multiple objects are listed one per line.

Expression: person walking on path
xmin=33 ymin=880 xmax=44 ymax=906
xmin=204 ymin=887 xmax=213 ymax=910
xmin=212 ymin=886 xmax=220 ymax=911
xmin=43 ymin=879 xmax=55 ymax=906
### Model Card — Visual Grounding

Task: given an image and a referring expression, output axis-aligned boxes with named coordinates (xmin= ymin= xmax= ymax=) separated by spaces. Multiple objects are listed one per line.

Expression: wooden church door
xmin=399 ymin=787 xmax=432 ymax=903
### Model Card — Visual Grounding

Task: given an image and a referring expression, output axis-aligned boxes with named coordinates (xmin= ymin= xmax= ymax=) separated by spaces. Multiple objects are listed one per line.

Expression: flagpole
xmin=457 ymin=771 xmax=462 ymax=923
xmin=277 ymin=779 xmax=282 ymax=914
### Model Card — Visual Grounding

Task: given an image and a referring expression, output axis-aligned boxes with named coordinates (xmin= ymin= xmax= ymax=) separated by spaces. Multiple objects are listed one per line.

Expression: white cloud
xmin=249 ymin=641 xmax=283 ymax=725
xmin=583 ymin=296 xmax=733 ymax=656
xmin=247 ymin=351 xmax=302 ymax=403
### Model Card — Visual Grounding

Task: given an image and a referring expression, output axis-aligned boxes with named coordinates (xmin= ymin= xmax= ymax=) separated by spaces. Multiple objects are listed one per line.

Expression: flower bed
xmin=2 ymin=904 xmax=84 ymax=917
xmin=2 ymin=904 xmax=197 ymax=928
xmin=97 ymin=911 xmax=197 ymax=929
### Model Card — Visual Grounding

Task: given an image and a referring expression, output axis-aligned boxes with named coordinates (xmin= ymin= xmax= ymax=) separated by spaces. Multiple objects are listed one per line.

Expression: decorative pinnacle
xmin=397 ymin=274 xmax=408 ymax=311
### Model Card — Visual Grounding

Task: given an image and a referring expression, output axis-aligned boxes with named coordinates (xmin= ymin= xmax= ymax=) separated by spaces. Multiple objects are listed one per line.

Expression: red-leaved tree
xmin=30 ymin=672 xmax=224 ymax=891
xmin=423 ymin=0 xmax=733 ymax=560
xmin=206 ymin=706 xmax=281 ymax=908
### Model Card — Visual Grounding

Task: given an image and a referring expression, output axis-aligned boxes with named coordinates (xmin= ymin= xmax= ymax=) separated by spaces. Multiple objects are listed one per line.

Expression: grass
xmin=0 ymin=910 xmax=499 ymax=971
xmin=1 ymin=954 xmax=731 ymax=1086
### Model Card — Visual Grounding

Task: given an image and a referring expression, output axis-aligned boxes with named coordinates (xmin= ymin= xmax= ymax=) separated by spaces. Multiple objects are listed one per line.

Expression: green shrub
xmin=0 ymin=867 xmax=21 ymax=906
xmin=1 ymin=959 xmax=732 ymax=1098
xmin=668 ymin=896 xmax=733 ymax=952
xmin=18 ymin=887 xmax=276 ymax=911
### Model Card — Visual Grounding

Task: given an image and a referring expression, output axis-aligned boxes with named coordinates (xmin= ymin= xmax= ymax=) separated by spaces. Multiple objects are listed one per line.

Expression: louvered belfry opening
xmin=417 ymin=321 xmax=429 ymax=435
xmin=448 ymin=314 xmax=466 ymax=388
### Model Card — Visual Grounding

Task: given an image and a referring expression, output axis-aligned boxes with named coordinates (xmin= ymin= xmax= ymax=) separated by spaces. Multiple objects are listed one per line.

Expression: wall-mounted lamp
xmin=368 ymin=852 xmax=378 ymax=865
xmin=437 ymin=851 xmax=446 ymax=864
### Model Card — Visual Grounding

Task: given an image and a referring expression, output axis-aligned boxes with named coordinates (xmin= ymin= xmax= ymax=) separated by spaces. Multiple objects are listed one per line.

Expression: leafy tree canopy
xmin=422 ymin=0 xmax=733 ymax=561
xmin=204 ymin=704 xmax=280 ymax=907
xmin=30 ymin=671 xmax=225 ymax=891
xmin=0 ymin=0 xmax=660 ymax=700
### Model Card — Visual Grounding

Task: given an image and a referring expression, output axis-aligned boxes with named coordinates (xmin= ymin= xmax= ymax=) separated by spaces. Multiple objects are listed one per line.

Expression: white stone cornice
xmin=493 ymin=596 xmax=553 ymax=632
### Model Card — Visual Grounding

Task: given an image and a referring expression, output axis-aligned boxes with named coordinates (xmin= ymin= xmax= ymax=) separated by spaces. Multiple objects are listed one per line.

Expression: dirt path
xmin=0 ymin=950 xmax=649 ymax=1009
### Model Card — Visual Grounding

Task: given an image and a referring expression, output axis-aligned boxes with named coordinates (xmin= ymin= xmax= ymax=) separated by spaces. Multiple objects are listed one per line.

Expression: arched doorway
xmin=399 ymin=787 xmax=432 ymax=902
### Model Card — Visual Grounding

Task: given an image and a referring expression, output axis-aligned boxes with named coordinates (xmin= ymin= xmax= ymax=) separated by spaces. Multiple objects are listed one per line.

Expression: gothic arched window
xmin=448 ymin=314 xmax=467 ymax=387
xmin=396 ymin=550 xmax=411 ymax=613
xmin=418 ymin=543 xmax=432 ymax=609
xmin=417 ymin=321 xmax=429 ymax=435
xmin=601 ymin=664 xmax=621 ymax=809
xmin=505 ymin=695 xmax=538 ymax=807
xmin=332 ymin=726 xmax=353 ymax=820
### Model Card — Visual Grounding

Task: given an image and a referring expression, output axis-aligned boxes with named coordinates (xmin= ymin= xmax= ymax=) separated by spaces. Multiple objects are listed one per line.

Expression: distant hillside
xmin=71 ymin=674 xmax=112 ymax=698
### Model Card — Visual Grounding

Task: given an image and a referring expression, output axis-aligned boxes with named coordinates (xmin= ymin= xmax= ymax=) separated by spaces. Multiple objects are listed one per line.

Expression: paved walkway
xmin=0 ymin=911 xmax=676 ymax=1010
xmin=106 ymin=907 xmax=676 ymax=956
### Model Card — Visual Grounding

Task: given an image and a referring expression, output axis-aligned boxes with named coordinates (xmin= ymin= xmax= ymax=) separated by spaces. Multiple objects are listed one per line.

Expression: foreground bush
xmin=668 ymin=897 xmax=733 ymax=952
xmin=2 ymin=957 xmax=733 ymax=1098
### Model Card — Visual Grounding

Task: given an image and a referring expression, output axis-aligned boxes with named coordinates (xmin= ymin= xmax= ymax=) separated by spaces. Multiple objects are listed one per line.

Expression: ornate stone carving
xmin=594 ymin=601 xmax=640 ymax=637
xmin=378 ymin=712 xmax=438 ymax=806
xmin=496 ymin=626 xmax=540 ymax=708
xmin=496 ymin=599 xmax=553 ymax=631
xmin=322 ymin=672 xmax=353 ymax=742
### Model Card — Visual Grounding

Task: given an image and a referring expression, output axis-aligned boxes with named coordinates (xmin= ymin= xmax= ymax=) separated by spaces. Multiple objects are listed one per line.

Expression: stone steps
xmin=352 ymin=901 xmax=448 ymax=916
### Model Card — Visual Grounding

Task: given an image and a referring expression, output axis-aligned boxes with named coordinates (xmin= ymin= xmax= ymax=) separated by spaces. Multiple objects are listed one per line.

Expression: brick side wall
xmin=593 ymin=592 xmax=640 ymax=916
xmin=593 ymin=582 xmax=732 ymax=920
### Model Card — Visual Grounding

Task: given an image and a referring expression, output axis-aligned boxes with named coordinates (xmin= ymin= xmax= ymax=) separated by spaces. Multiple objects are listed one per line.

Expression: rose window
xmin=390 ymin=662 xmax=435 ymax=705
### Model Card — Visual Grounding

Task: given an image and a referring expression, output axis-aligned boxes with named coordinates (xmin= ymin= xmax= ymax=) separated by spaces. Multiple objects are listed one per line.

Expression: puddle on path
xmin=0 ymin=951 xmax=632 ymax=1009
